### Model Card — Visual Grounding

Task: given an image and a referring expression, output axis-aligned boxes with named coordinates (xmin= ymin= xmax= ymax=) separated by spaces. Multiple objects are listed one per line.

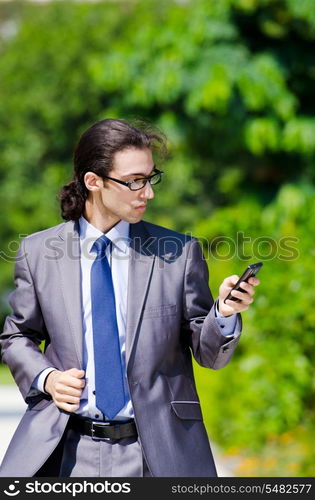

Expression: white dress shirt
xmin=35 ymin=216 xmax=237 ymax=420
xmin=77 ymin=215 xmax=132 ymax=420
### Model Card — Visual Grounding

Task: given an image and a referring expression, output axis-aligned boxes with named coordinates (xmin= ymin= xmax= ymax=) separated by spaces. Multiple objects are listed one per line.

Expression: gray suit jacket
xmin=0 ymin=220 xmax=241 ymax=477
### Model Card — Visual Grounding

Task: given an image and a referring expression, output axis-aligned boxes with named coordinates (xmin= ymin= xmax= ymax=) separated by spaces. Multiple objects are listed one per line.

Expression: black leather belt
xmin=69 ymin=415 xmax=138 ymax=441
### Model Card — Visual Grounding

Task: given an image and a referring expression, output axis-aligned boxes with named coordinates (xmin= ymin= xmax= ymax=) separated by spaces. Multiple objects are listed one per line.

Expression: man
xmin=0 ymin=119 xmax=259 ymax=477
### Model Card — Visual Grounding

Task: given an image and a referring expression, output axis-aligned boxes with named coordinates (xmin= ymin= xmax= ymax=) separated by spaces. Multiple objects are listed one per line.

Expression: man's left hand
xmin=218 ymin=275 xmax=260 ymax=317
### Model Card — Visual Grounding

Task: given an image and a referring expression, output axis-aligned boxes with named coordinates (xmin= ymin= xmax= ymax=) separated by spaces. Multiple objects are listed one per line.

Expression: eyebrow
xmin=120 ymin=166 xmax=156 ymax=179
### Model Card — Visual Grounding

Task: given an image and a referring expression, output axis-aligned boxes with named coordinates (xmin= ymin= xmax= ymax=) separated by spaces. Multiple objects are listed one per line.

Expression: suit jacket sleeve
xmin=182 ymin=237 xmax=242 ymax=369
xmin=0 ymin=238 xmax=53 ymax=401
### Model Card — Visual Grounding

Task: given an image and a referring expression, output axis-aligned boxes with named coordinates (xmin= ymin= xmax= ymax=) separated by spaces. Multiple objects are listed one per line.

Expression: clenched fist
xmin=44 ymin=368 xmax=85 ymax=412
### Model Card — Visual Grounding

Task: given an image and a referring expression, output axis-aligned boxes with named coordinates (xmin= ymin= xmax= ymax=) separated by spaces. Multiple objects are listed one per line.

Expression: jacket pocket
xmin=142 ymin=304 xmax=177 ymax=319
xmin=171 ymin=401 xmax=203 ymax=420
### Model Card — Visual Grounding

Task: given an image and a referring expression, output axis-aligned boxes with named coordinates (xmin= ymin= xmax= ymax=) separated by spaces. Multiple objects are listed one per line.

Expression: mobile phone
xmin=224 ymin=262 xmax=263 ymax=303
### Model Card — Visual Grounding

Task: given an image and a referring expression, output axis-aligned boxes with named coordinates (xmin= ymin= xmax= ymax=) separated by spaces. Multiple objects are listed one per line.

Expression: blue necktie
xmin=90 ymin=235 xmax=125 ymax=419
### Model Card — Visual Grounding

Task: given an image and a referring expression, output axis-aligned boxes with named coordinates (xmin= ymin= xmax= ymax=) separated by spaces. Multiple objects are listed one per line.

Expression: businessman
xmin=0 ymin=118 xmax=259 ymax=477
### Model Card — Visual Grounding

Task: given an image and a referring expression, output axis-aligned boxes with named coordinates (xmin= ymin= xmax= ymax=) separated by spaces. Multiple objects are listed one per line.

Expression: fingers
xmin=232 ymin=279 xmax=260 ymax=302
xmin=54 ymin=392 xmax=81 ymax=405
xmin=65 ymin=375 xmax=86 ymax=390
xmin=222 ymin=275 xmax=239 ymax=288
xmin=225 ymin=278 xmax=260 ymax=302
xmin=219 ymin=275 xmax=239 ymax=302
xmin=226 ymin=288 xmax=253 ymax=305
xmin=230 ymin=282 xmax=254 ymax=304
xmin=52 ymin=372 xmax=83 ymax=411
xmin=54 ymin=401 xmax=80 ymax=413
xmin=68 ymin=368 xmax=85 ymax=379
xmin=53 ymin=382 xmax=82 ymax=398
xmin=248 ymin=277 xmax=260 ymax=286
xmin=218 ymin=273 xmax=261 ymax=316
xmin=51 ymin=378 xmax=83 ymax=412
xmin=58 ymin=384 xmax=82 ymax=397
xmin=224 ymin=299 xmax=249 ymax=312
xmin=45 ymin=368 xmax=85 ymax=412
xmin=60 ymin=369 xmax=86 ymax=389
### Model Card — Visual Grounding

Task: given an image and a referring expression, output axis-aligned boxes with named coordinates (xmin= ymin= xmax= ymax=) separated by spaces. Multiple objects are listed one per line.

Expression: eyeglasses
xmin=103 ymin=168 xmax=163 ymax=191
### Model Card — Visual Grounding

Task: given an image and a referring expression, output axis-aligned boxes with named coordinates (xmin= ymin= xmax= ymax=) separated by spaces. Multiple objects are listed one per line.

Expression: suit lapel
xmin=56 ymin=220 xmax=83 ymax=368
xmin=126 ymin=221 xmax=156 ymax=364
xmin=55 ymin=220 xmax=155 ymax=369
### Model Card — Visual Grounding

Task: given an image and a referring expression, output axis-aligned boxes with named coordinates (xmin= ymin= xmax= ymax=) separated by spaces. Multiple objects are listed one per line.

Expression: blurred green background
xmin=0 ymin=0 xmax=315 ymax=476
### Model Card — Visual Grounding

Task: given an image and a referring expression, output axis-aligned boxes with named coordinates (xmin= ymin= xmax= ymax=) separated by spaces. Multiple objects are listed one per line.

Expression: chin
xmin=122 ymin=214 xmax=143 ymax=224
xmin=129 ymin=216 xmax=143 ymax=223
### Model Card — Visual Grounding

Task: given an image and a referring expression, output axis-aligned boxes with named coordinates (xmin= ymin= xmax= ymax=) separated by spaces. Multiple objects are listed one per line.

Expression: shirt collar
xmin=78 ymin=216 xmax=130 ymax=254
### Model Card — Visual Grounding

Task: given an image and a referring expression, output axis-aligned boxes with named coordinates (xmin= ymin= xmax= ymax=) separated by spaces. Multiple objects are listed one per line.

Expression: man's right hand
xmin=44 ymin=368 xmax=85 ymax=412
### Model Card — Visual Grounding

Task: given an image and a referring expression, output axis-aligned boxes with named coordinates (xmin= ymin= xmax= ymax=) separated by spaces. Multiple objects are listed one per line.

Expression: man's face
xmin=97 ymin=147 xmax=156 ymax=225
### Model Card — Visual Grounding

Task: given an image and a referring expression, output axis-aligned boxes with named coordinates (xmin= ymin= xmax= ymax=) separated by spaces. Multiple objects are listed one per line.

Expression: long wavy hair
xmin=59 ymin=118 xmax=167 ymax=221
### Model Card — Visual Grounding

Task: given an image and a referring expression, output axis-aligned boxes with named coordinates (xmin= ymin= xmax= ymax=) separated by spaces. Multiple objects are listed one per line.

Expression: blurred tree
xmin=193 ymin=182 xmax=315 ymax=476
xmin=0 ymin=0 xmax=314 ymax=248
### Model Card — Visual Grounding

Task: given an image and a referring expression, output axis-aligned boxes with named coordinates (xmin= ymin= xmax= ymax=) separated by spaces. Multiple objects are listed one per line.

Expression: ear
xmin=83 ymin=172 xmax=103 ymax=193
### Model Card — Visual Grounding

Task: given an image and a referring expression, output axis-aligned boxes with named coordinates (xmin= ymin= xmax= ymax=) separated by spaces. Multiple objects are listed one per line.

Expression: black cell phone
xmin=224 ymin=262 xmax=263 ymax=303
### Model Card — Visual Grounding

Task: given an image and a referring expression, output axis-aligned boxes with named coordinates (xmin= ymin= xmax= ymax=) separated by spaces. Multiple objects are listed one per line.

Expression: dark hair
xmin=59 ymin=118 xmax=167 ymax=221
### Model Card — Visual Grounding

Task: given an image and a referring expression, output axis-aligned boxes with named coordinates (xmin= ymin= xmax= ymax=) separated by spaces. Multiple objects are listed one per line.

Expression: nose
xmin=140 ymin=181 xmax=154 ymax=200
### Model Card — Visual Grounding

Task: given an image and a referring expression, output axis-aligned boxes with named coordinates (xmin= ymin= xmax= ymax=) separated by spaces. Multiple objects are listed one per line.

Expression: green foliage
xmin=0 ymin=0 xmax=315 ymax=475
xmin=0 ymin=363 xmax=15 ymax=385
xmin=194 ymin=182 xmax=315 ymax=476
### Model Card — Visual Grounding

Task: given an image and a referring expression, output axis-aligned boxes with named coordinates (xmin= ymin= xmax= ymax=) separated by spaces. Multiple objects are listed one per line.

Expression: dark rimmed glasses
xmin=103 ymin=168 xmax=163 ymax=191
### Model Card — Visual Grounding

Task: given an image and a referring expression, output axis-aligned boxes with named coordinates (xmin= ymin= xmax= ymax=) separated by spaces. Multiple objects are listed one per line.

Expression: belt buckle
xmin=91 ymin=420 xmax=112 ymax=441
